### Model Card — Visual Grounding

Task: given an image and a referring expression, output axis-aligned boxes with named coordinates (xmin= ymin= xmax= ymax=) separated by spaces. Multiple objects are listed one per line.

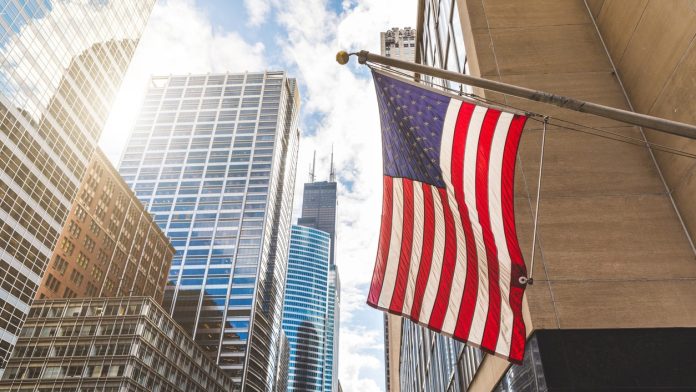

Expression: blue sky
xmin=100 ymin=0 xmax=417 ymax=390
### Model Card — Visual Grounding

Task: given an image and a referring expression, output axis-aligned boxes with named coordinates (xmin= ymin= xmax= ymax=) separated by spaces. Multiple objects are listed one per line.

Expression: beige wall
xmin=385 ymin=314 xmax=402 ymax=392
xmin=590 ymin=0 xmax=696 ymax=249
xmin=457 ymin=0 xmax=696 ymax=389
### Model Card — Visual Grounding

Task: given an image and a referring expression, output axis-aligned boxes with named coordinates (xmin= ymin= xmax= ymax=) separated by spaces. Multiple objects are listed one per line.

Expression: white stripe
xmin=464 ymin=106 xmax=489 ymax=345
xmin=402 ymin=183 xmax=424 ymax=316
xmin=419 ymin=185 xmax=446 ymax=323
xmin=378 ymin=178 xmax=404 ymax=309
xmin=439 ymin=100 xmax=468 ymax=335
xmin=489 ymin=113 xmax=515 ymax=356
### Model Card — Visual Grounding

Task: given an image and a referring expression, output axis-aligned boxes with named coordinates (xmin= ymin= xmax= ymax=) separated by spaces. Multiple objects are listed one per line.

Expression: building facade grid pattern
xmin=0 ymin=297 xmax=235 ymax=392
xmin=282 ymin=225 xmax=330 ymax=391
xmin=0 ymin=0 xmax=154 ymax=371
xmin=118 ymin=71 xmax=300 ymax=390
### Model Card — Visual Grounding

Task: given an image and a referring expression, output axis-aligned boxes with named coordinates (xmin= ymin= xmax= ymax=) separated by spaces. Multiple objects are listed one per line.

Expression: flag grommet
xmin=518 ymin=276 xmax=533 ymax=285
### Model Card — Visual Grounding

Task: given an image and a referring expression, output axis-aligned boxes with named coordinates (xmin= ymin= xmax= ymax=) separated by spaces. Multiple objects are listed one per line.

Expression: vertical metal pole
xmin=524 ymin=118 xmax=548 ymax=285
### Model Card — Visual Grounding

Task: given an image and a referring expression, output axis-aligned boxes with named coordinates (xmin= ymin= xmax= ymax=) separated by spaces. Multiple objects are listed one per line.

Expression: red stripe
xmin=502 ymin=114 xmax=528 ymax=363
xmin=368 ymin=176 xmax=393 ymax=306
xmin=449 ymin=103 xmax=481 ymax=341
xmin=390 ymin=179 xmax=414 ymax=313
xmin=409 ymin=183 xmax=435 ymax=320
xmin=476 ymin=109 xmax=503 ymax=350
xmin=428 ymin=188 xmax=457 ymax=332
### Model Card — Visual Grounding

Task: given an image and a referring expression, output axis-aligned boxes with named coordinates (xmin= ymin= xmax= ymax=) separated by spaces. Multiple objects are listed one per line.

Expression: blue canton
xmin=373 ymin=70 xmax=450 ymax=188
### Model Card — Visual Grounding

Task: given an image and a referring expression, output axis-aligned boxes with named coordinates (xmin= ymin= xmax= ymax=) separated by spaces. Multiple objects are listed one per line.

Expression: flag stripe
xmin=428 ymin=188 xmax=457 ymax=331
xmin=401 ymin=183 xmax=424 ymax=316
xmin=476 ymin=109 xmax=503 ymax=350
xmin=502 ymin=115 xmax=528 ymax=363
xmin=378 ymin=178 xmax=404 ymax=308
xmin=464 ymin=106 xmax=489 ymax=345
xmin=368 ymin=176 xmax=393 ymax=305
xmin=390 ymin=178 xmax=415 ymax=312
xmin=439 ymin=100 xmax=469 ymax=335
xmin=488 ymin=112 xmax=515 ymax=357
xmin=451 ymin=103 xmax=480 ymax=341
xmin=419 ymin=185 xmax=446 ymax=323
xmin=410 ymin=183 xmax=435 ymax=320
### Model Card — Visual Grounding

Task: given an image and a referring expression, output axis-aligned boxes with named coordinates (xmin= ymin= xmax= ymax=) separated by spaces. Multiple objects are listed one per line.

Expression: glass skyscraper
xmin=0 ymin=0 xmax=154 ymax=373
xmin=295 ymin=172 xmax=340 ymax=391
xmin=118 ymin=71 xmax=300 ymax=390
xmin=282 ymin=225 xmax=331 ymax=391
xmin=298 ymin=181 xmax=337 ymax=265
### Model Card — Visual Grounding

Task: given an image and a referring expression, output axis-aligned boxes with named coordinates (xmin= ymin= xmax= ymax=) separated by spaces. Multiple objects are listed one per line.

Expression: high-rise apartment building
xmin=380 ymin=27 xmax=417 ymax=61
xmin=0 ymin=297 xmax=236 ymax=392
xmin=282 ymin=225 xmax=331 ymax=391
xmin=296 ymin=168 xmax=341 ymax=391
xmin=391 ymin=1 xmax=696 ymax=391
xmin=0 ymin=0 xmax=154 ymax=373
xmin=36 ymin=149 xmax=174 ymax=302
xmin=118 ymin=71 xmax=300 ymax=390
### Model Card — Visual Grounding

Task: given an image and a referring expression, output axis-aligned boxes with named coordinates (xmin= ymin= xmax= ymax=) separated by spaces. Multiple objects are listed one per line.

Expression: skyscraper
xmin=296 ymin=158 xmax=341 ymax=391
xmin=36 ymin=149 xmax=175 ymax=303
xmin=0 ymin=0 xmax=154 ymax=373
xmin=282 ymin=225 xmax=331 ymax=391
xmin=297 ymin=153 xmax=337 ymax=265
xmin=118 ymin=71 xmax=300 ymax=390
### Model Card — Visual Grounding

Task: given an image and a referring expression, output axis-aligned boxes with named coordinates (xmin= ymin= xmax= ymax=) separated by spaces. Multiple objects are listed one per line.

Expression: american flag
xmin=367 ymin=70 xmax=529 ymax=363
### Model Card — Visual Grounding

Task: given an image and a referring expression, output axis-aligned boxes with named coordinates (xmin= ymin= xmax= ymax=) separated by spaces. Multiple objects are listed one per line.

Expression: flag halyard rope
xmin=521 ymin=117 xmax=548 ymax=285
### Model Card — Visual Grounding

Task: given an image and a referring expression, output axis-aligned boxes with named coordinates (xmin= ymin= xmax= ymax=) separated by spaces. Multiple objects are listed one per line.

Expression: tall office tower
xmin=0 ymin=0 xmax=154 ymax=373
xmin=282 ymin=225 xmax=331 ymax=391
xmin=324 ymin=265 xmax=340 ymax=392
xmin=0 ymin=297 xmax=236 ymax=392
xmin=297 ymin=173 xmax=337 ymax=265
xmin=118 ymin=71 xmax=300 ymax=390
xmin=296 ymin=161 xmax=341 ymax=391
xmin=36 ymin=149 xmax=175 ymax=302
xmin=392 ymin=1 xmax=696 ymax=391
xmin=380 ymin=27 xmax=417 ymax=61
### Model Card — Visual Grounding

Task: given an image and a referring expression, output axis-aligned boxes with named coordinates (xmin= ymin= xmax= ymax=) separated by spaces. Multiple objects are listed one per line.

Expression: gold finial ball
xmin=336 ymin=51 xmax=350 ymax=65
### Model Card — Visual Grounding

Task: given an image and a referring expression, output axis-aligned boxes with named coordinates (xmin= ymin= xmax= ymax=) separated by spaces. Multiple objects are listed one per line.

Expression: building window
xmin=45 ymin=274 xmax=60 ymax=292
xmin=61 ymin=238 xmax=75 ymax=256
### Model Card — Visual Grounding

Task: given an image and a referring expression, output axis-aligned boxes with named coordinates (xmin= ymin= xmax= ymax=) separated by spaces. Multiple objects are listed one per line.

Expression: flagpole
xmin=336 ymin=50 xmax=696 ymax=140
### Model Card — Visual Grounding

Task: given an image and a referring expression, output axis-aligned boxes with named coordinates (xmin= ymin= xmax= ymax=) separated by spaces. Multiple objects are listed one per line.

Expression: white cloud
xmin=272 ymin=1 xmax=417 ymax=391
xmin=244 ymin=0 xmax=271 ymax=26
xmin=100 ymin=0 xmax=266 ymax=163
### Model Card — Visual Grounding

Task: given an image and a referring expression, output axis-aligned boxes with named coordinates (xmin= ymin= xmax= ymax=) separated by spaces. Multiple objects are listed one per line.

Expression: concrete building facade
xmin=401 ymin=0 xmax=696 ymax=391
xmin=0 ymin=0 xmax=154 ymax=372
xmin=0 ymin=297 xmax=236 ymax=392
xmin=36 ymin=149 xmax=174 ymax=303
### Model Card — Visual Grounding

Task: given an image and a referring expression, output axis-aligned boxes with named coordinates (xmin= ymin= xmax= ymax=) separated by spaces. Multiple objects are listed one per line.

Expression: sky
xmin=100 ymin=0 xmax=417 ymax=390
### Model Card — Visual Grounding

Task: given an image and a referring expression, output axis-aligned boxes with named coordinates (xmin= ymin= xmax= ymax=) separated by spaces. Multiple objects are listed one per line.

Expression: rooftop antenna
xmin=309 ymin=150 xmax=316 ymax=183
xmin=329 ymin=145 xmax=336 ymax=183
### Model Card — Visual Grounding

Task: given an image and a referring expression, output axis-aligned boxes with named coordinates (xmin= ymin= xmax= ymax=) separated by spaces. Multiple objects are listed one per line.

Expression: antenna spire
xmin=309 ymin=150 xmax=316 ymax=183
xmin=329 ymin=145 xmax=336 ymax=182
